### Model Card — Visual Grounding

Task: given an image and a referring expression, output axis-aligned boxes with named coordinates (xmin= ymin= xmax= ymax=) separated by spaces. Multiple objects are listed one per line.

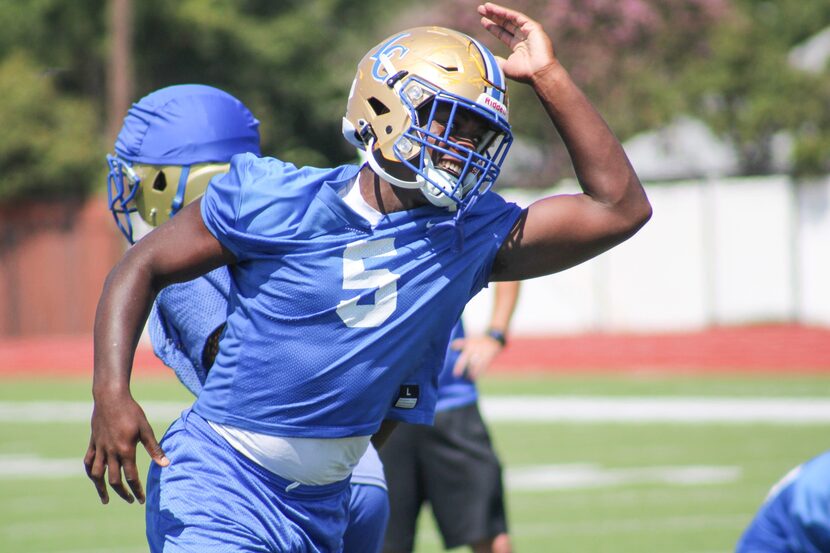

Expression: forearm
xmin=93 ymin=202 xmax=235 ymax=401
xmin=489 ymin=281 xmax=520 ymax=332
xmin=532 ymin=63 xmax=642 ymax=206
xmin=92 ymin=255 xmax=157 ymax=400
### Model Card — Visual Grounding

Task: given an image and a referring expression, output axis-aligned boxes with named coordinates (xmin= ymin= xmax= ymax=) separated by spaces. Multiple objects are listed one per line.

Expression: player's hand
xmin=451 ymin=334 xmax=504 ymax=380
xmin=84 ymin=393 xmax=169 ymax=505
xmin=478 ymin=2 xmax=557 ymax=84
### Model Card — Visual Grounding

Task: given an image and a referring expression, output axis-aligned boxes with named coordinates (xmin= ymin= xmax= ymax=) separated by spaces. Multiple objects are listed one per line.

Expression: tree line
xmin=0 ymin=0 xmax=827 ymax=201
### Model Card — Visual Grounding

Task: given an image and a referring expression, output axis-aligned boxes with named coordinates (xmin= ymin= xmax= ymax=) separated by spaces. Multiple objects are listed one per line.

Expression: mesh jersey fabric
xmin=196 ymin=154 xmax=522 ymax=438
xmin=737 ymin=450 xmax=830 ymax=552
xmin=149 ymin=266 xmax=388 ymax=488
xmin=148 ymin=267 xmax=231 ymax=396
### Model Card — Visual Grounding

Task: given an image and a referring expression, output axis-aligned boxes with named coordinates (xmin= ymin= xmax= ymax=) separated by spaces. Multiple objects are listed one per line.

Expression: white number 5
xmin=336 ymin=238 xmax=400 ymax=328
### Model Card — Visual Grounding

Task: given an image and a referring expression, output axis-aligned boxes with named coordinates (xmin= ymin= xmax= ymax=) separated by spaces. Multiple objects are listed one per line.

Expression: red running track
xmin=491 ymin=324 xmax=830 ymax=374
xmin=0 ymin=324 xmax=829 ymax=378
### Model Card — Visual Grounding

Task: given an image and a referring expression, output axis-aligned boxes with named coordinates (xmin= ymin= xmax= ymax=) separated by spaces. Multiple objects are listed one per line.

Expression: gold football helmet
xmin=343 ymin=27 xmax=512 ymax=212
xmin=107 ymin=159 xmax=229 ymax=227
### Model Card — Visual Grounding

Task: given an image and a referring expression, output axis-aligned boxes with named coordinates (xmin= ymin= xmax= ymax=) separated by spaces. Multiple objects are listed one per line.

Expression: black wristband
xmin=485 ymin=328 xmax=507 ymax=347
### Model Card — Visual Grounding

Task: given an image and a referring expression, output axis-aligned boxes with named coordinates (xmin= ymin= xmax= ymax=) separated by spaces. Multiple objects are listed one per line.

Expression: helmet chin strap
xmin=419 ymin=156 xmax=478 ymax=210
xmin=365 ymin=139 xmax=465 ymax=211
xmin=364 ymin=138 xmax=421 ymax=190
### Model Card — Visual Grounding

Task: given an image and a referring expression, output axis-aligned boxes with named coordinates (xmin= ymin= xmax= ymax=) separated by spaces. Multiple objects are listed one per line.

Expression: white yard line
xmin=3 ymin=396 xmax=830 ymax=424
xmin=506 ymin=463 xmax=741 ymax=491
xmin=480 ymin=396 xmax=830 ymax=424
xmin=0 ymin=452 xmax=742 ymax=496
xmin=0 ymin=400 xmax=189 ymax=423
xmin=0 ymin=455 xmax=79 ymax=478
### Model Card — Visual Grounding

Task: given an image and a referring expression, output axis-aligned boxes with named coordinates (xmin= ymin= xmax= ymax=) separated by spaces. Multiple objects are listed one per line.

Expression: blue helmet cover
xmin=115 ymin=84 xmax=261 ymax=165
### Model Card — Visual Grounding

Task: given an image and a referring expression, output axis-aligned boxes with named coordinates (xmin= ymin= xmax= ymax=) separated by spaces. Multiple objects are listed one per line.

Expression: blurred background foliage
xmin=0 ymin=0 xmax=827 ymax=201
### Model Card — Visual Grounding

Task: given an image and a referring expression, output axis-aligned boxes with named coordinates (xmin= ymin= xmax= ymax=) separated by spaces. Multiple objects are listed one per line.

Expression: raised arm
xmin=85 ymin=199 xmax=234 ymax=505
xmin=479 ymin=3 xmax=652 ymax=281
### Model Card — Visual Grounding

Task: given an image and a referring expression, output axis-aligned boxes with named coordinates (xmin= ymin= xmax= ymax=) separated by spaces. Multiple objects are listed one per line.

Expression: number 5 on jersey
xmin=336 ymin=238 xmax=400 ymax=328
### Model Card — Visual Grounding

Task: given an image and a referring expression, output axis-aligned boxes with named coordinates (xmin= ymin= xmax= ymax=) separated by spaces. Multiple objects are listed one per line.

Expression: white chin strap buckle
xmin=420 ymin=162 xmax=478 ymax=210
xmin=421 ymin=167 xmax=457 ymax=208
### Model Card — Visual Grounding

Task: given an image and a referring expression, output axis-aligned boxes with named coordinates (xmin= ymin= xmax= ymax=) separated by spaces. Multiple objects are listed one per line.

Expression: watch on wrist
xmin=485 ymin=328 xmax=507 ymax=347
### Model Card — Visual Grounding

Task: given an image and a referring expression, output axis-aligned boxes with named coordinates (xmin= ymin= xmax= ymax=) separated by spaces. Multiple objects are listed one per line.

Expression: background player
xmin=87 ymin=4 xmax=652 ymax=551
xmin=382 ymin=281 xmax=520 ymax=553
xmin=106 ymin=83 xmax=389 ymax=553
xmin=735 ymin=449 xmax=830 ymax=552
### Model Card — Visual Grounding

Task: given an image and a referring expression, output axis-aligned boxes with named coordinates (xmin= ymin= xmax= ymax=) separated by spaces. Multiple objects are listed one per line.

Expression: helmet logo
xmin=371 ymin=32 xmax=411 ymax=82
xmin=477 ymin=93 xmax=508 ymax=120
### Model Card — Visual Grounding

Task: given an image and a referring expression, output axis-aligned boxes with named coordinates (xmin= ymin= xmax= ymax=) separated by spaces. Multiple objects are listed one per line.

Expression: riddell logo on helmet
xmin=478 ymin=94 xmax=508 ymax=118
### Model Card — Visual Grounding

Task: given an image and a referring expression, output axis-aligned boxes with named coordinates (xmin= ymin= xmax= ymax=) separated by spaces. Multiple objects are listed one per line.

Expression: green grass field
xmin=1 ymin=372 xmax=829 ymax=552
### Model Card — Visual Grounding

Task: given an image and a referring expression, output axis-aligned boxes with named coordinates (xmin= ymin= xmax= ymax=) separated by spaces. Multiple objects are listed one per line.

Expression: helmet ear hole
xmin=152 ymin=171 xmax=167 ymax=191
xmin=367 ymin=97 xmax=390 ymax=116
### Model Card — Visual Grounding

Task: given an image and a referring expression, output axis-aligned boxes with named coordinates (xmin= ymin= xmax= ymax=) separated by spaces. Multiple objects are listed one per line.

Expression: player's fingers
xmin=453 ymin=350 xmax=470 ymax=377
xmin=139 ymin=425 xmax=170 ymax=467
xmin=467 ymin=354 xmax=484 ymax=379
xmin=480 ymin=16 xmax=514 ymax=46
xmin=87 ymin=447 xmax=110 ymax=504
xmin=107 ymin=456 xmax=134 ymax=504
xmin=479 ymin=2 xmax=534 ymax=31
xmin=83 ymin=440 xmax=96 ymax=473
xmin=121 ymin=458 xmax=146 ymax=504
xmin=450 ymin=338 xmax=465 ymax=351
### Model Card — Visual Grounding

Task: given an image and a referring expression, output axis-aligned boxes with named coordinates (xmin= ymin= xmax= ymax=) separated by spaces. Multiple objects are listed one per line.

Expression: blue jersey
xmin=195 ymin=154 xmax=521 ymax=438
xmin=737 ymin=450 xmax=830 ymax=552
xmin=149 ymin=253 xmax=388 ymax=493
xmin=435 ymin=322 xmax=479 ymax=412
xmin=149 ymin=268 xmax=230 ymax=396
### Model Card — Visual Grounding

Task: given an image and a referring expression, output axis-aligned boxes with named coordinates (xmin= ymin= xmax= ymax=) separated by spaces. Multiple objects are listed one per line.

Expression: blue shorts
xmin=146 ymin=409 xmax=352 ymax=552
xmin=343 ymin=483 xmax=389 ymax=553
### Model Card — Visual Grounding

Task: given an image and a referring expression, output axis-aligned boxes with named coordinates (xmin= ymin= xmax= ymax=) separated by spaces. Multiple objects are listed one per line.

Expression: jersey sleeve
xmin=200 ymin=152 xmax=253 ymax=260
xmin=467 ymin=193 xmax=523 ymax=298
xmin=201 ymin=154 xmax=319 ymax=260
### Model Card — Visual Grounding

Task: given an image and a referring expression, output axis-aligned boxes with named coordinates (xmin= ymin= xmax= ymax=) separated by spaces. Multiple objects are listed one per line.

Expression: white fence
xmin=464 ymin=175 xmax=830 ymax=335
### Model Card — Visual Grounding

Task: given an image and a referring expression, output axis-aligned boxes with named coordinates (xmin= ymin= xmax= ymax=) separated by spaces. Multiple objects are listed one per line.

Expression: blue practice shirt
xmin=193 ymin=154 xmax=521 ymax=438
xmin=434 ymin=322 xmax=479 ymax=412
xmin=736 ymin=450 xmax=830 ymax=552
xmin=149 ymin=267 xmax=388 ymax=490
xmin=149 ymin=268 xmax=230 ymax=396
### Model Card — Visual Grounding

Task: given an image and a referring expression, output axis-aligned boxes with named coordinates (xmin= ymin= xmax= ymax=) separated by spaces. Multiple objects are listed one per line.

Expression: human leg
xmin=378 ymin=422 xmax=428 ymax=553
xmin=420 ymin=403 xmax=510 ymax=552
xmin=343 ymin=483 xmax=390 ymax=553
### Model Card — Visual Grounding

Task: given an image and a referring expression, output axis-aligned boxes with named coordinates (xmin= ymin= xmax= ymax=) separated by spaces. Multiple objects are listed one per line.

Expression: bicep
xmin=491 ymin=192 xmax=645 ymax=281
xmin=130 ymin=199 xmax=236 ymax=291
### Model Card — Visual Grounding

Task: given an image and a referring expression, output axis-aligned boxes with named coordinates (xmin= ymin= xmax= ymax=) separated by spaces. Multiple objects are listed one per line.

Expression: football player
xmin=105 ymin=84 xmax=389 ymax=553
xmin=736 ymin=450 xmax=830 ymax=552
xmin=86 ymin=4 xmax=651 ymax=552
